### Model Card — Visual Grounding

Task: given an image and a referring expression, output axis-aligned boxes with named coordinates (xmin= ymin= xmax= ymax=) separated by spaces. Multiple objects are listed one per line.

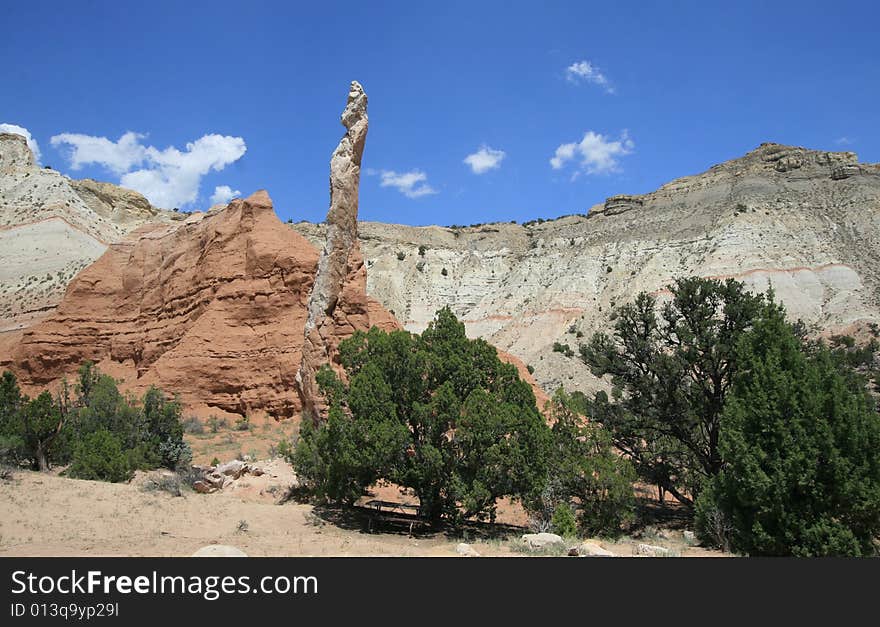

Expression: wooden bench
xmin=361 ymin=500 xmax=425 ymax=535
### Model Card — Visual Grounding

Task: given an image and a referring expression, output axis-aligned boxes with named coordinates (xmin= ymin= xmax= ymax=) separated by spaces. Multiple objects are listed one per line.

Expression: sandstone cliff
xmin=4 ymin=191 xmax=395 ymax=418
xmin=293 ymin=143 xmax=880 ymax=395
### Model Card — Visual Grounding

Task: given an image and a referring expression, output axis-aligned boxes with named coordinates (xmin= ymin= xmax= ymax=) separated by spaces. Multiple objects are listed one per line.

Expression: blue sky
xmin=2 ymin=1 xmax=878 ymax=225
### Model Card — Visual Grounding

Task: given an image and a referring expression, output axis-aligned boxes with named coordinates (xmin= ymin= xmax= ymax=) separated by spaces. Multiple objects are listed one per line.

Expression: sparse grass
xmin=207 ymin=416 xmax=229 ymax=434
xmin=631 ymin=544 xmax=681 ymax=558
xmin=182 ymin=416 xmax=204 ymax=435
xmin=634 ymin=524 xmax=666 ymax=542
xmin=482 ymin=534 xmax=516 ymax=551
xmin=0 ymin=464 xmax=15 ymax=482
xmin=141 ymin=474 xmax=183 ymax=497
xmin=140 ymin=467 xmax=204 ymax=497
xmin=304 ymin=510 xmax=326 ymax=527
xmin=508 ymin=537 xmax=571 ymax=557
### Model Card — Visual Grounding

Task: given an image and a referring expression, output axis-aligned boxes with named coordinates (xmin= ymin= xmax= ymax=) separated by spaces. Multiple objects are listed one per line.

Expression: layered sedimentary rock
xmin=297 ymin=81 xmax=394 ymax=420
xmin=292 ymin=142 xmax=880 ymax=396
xmin=0 ymin=133 xmax=172 ymax=332
xmin=4 ymin=188 xmax=397 ymax=419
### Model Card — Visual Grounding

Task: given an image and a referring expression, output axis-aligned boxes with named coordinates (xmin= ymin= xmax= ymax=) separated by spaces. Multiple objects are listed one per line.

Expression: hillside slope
xmin=293 ymin=143 xmax=880 ymax=394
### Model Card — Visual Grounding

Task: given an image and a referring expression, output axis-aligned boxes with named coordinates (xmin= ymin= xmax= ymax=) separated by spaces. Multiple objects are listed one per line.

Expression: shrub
xmin=0 ymin=434 xmax=24 ymax=467
xmin=142 ymin=387 xmax=189 ymax=469
xmin=142 ymin=473 xmax=183 ymax=497
xmin=275 ymin=438 xmax=293 ymax=460
xmin=550 ymin=502 xmax=578 ymax=537
xmin=68 ymin=430 xmax=132 ymax=483
xmin=293 ymin=308 xmax=552 ymax=524
xmin=126 ymin=441 xmax=161 ymax=471
xmin=182 ymin=416 xmax=204 ymax=434
xmin=2 ymin=363 xmax=191 ymax=479
xmin=418 ymin=245 xmax=427 ymax=256
xmin=574 ymin=436 xmax=637 ymax=536
xmin=234 ymin=415 xmax=250 ymax=431
xmin=441 ymin=267 xmax=448 ymax=277
xmin=159 ymin=438 xmax=192 ymax=471
xmin=396 ymin=251 xmax=406 ymax=261
xmin=697 ymin=309 xmax=880 ymax=556
xmin=552 ymin=342 xmax=574 ymax=358
xmin=539 ymin=391 xmax=636 ymax=537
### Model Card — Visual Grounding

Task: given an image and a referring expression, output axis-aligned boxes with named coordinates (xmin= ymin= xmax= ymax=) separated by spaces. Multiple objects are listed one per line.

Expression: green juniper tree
xmin=580 ymin=277 xmax=773 ymax=504
xmin=293 ymin=307 xmax=553 ymax=524
xmin=0 ymin=362 xmax=190 ymax=481
xmin=532 ymin=390 xmax=636 ymax=536
xmin=696 ymin=307 xmax=880 ymax=556
xmin=0 ymin=371 xmax=25 ymax=463
xmin=19 ymin=391 xmax=65 ymax=472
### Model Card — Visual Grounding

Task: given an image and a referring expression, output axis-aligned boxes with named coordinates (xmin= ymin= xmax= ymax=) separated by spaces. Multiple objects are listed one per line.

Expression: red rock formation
xmin=0 ymin=188 xmax=546 ymax=421
xmin=5 ymin=190 xmax=395 ymax=419
xmin=497 ymin=349 xmax=551 ymax=411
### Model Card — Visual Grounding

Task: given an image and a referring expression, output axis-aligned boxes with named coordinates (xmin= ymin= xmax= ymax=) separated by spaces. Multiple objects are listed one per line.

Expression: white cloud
xmin=835 ymin=136 xmax=854 ymax=146
xmin=50 ymin=131 xmax=246 ymax=209
xmin=210 ymin=185 xmax=241 ymax=205
xmin=549 ymin=143 xmax=578 ymax=170
xmin=374 ymin=169 xmax=437 ymax=198
xmin=50 ymin=131 xmax=147 ymax=174
xmin=463 ymin=145 xmax=506 ymax=174
xmin=550 ymin=130 xmax=634 ymax=176
xmin=1 ymin=123 xmax=42 ymax=163
xmin=565 ymin=60 xmax=614 ymax=93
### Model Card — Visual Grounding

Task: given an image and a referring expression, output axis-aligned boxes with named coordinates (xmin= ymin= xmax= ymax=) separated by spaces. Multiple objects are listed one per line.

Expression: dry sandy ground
xmin=0 ymin=461 xmax=723 ymax=558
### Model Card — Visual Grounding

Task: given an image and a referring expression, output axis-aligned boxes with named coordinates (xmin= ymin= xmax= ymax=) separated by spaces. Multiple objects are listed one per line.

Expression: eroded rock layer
xmin=293 ymin=142 xmax=880 ymax=396
xmin=0 ymin=132 xmax=173 ymax=332
xmin=4 ymin=191 xmax=395 ymax=418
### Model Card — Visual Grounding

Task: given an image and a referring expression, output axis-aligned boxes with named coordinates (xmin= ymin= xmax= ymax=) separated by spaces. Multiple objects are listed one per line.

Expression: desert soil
xmin=0 ymin=459 xmax=723 ymax=558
